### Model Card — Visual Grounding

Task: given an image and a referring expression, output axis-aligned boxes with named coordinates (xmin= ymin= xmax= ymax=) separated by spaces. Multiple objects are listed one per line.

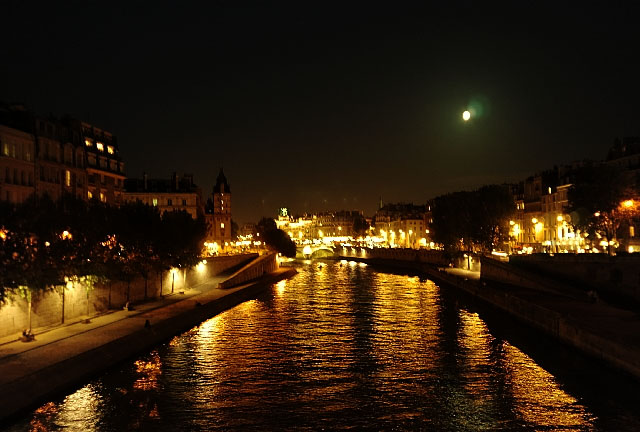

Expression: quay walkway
xmin=0 ymin=267 xmax=296 ymax=423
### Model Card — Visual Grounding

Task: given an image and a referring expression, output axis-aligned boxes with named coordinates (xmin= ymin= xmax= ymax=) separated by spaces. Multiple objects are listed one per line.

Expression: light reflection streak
xmin=30 ymin=384 xmax=103 ymax=431
xmin=275 ymin=279 xmax=287 ymax=296
xmin=133 ymin=350 xmax=162 ymax=391
xmin=15 ymin=261 xmax=612 ymax=431
xmin=503 ymin=341 xmax=594 ymax=429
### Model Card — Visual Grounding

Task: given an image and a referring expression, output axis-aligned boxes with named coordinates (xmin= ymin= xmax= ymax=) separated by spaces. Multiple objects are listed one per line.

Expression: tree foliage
xmin=431 ymin=185 xmax=514 ymax=253
xmin=257 ymin=216 xmax=296 ymax=257
xmin=352 ymin=214 xmax=369 ymax=237
xmin=568 ymin=164 xmax=640 ymax=252
xmin=0 ymin=195 xmax=206 ymax=304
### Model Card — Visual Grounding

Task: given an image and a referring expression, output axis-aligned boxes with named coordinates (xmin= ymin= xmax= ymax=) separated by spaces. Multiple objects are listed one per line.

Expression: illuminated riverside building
xmin=123 ymin=173 xmax=203 ymax=219
xmin=0 ymin=103 xmax=124 ymax=205
xmin=276 ymin=209 xmax=366 ymax=242
xmin=540 ymin=184 xmax=585 ymax=253
xmin=81 ymin=122 xmax=125 ymax=204
xmin=388 ymin=218 xmax=427 ymax=248
xmin=315 ymin=210 xmax=363 ymax=237
xmin=276 ymin=208 xmax=315 ymax=239
xmin=205 ymin=169 xmax=232 ymax=251
xmin=35 ymin=117 xmax=90 ymax=202
xmin=374 ymin=202 xmax=431 ymax=248
xmin=0 ymin=124 xmax=35 ymax=203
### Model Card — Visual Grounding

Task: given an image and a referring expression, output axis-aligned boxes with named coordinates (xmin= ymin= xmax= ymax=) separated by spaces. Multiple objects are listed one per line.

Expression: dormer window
xmin=96 ymin=142 xmax=104 ymax=152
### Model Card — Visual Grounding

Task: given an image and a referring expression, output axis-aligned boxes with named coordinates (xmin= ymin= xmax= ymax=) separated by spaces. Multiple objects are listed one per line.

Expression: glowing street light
xmin=462 ymin=110 xmax=471 ymax=121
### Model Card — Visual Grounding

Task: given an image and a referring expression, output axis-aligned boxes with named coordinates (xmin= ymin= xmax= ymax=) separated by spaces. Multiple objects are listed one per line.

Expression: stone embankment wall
xmin=480 ymin=257 xmax=588 ymax=300
xmin=510 ymin=254 xmax=640 ymax=302
xmin=0 ymin=254 xmax=256 ymax=338
xmin=423 ymin=266 xmax=640 ymax=380
xmin=218 ymin=253 xmax=279 ymax=289
xmin=340 ymin=247 xmax=450 ymax=267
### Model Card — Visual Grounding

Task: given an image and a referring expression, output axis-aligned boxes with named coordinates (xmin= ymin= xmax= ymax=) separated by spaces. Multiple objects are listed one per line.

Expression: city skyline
xmin=2 ymin=3 xmax=639 ymax=223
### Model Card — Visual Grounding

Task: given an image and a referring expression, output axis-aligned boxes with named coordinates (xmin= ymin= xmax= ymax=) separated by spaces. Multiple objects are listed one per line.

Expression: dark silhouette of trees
xmin=568 ymin=164 xmax=640 ymax=253
xmin=257 ymin=217 xmax=296 ymax=257
xmin=352 ymin=214 xmax=369 ymax=237
xmin=431 ymin=185 xmax=514 ymax=254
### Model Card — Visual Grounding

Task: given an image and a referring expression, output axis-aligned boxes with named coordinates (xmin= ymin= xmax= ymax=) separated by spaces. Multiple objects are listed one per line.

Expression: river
xmin=9 ymin=260 xmax=640 ymax=431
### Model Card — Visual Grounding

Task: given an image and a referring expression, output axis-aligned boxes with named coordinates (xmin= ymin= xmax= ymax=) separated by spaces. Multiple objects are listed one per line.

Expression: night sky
xmin=2 ymin=2 xmax=639 ymax=223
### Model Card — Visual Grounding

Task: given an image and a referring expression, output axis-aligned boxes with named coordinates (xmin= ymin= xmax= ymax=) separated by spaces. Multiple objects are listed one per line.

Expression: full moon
xmin=462 ymin=110 xmax=471 ymax=121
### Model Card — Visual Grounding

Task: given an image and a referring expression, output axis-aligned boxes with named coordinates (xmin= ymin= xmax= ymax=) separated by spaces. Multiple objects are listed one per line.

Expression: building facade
xmin=81 ymin=122 xmax=125 ymax=204
xmin=0 ymin=103 xmax=121 ymax=205
xmin=205 ymin=169 xmax=232 ymax=248
xmin=123 ymin=173 xmax=203 ymax=219
xmin=0 ymin=124 xmax=35 ymax=204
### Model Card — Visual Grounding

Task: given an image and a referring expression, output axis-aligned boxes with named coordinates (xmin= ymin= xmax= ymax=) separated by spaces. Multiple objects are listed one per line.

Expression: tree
xmin=352 ymin=214 xmax=369 ymax=238
xmin=473 ymin=185 xmax=514 ymax=252
xmin=6 ymin=195 xmax=64 ymax=332
xmin=231 ymin=219 xmax=239 ymax=240
xmin=568 ymin=164 xmax=640 ymax=253
xmin=256 ymin=217 xmax=296 ymax=257
xmin=431 ymin=185 xmax=514 ymax=254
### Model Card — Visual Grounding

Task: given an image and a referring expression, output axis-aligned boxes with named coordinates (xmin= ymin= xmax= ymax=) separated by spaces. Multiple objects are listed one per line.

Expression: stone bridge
xmin=296 ymin=244 xmax=336 ymax=259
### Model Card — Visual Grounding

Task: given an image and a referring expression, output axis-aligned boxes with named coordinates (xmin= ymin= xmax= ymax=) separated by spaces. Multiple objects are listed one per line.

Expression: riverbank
xmin=335 ymin=255 xmax=640 ymax=381
xmin=0 ymin=266 xmax=297 ymax=422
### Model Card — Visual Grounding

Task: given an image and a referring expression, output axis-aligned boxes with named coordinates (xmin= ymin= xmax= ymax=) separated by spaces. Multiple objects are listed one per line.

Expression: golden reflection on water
xmin=133 ymin=350 xmax=162 ymax=391
xmin=457 ymin=310 xmax=595 ymax=430
xmin=275 ymin=279 xmax=286 ymax=296
xmin=19 ymin=262 xmax=610 ymax=431
xmin=30 ymin=384 xmax=102 ymax=431
xmin=503 ymin=340 xmax=595 ymax=429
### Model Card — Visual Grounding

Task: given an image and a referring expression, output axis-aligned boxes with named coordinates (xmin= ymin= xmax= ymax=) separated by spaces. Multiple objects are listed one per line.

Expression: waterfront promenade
xmin=0 ymin=266 xmax=296 ymax=422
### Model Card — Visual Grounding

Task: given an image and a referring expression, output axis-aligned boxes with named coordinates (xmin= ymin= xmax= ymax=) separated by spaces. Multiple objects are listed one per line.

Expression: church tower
xmin=211 ymin=168 xmax=231 ymax=246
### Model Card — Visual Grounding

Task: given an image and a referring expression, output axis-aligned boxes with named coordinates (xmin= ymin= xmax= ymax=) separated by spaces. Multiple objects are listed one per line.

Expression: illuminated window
xmin=100 ymin=192 xmax=106 ymax=202
xmin=65 ymin=170 xmax=71 ymax=187
xmin=631 ymin=226 xmax=635 ymax=238
xmin=88 ymin=191 xmax=93 ymax=199
xmin=221 ymin=223 xmax=225 ymax=229
xmin=96 ymin=142 xmax=104 ymax=152
xmin=107 ymin=145 xmax=114 ymax=155
xmin=152 ymin=198 xmax=158 ymax=207
xmin=84 ymin=139 xmax=93 ymax=147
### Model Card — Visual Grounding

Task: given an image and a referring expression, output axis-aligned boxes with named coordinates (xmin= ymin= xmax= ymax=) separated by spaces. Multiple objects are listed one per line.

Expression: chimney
xmin=143 ymin=172 xmax=148 ymax=191
xmin=172 ymin=172 xmax=179 ymax=191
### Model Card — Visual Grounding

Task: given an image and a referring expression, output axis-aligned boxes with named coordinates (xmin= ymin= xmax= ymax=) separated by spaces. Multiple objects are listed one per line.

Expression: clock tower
xmin=209 ymin=168 xmax=232 ymax=247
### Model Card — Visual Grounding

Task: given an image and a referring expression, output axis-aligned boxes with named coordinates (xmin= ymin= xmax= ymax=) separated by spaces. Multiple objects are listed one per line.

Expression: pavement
xmin=0 ymin=275 xmax=227 ymax=358
xmin=0 ymin=267 xmax=296 ymax=422
xmin=443 ymin=267 xmax=481 ymax=280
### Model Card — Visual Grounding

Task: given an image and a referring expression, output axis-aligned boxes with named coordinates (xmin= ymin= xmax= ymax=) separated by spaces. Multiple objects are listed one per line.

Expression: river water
xmin=9 ymin=260 xmax=640 ymax=431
